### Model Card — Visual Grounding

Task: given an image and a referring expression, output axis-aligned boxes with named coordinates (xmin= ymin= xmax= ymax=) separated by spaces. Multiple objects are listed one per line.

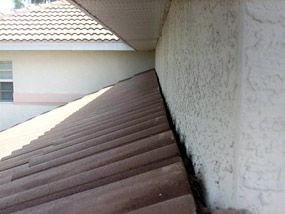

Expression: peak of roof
xmin=0 ymin=0 xmax=119 ymax=43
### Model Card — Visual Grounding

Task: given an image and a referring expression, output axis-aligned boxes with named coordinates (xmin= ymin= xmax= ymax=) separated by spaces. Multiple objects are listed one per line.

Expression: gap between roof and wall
xmin=154 ymin=71 xmax=207 ymax=211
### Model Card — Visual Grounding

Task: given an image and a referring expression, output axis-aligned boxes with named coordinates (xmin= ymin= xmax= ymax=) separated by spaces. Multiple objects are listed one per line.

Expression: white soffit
xmin=67 ymin=0 xmax=171 ymax=51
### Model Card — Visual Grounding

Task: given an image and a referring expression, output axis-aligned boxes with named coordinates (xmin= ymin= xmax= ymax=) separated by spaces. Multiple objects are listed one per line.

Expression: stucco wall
xmin=156 ymin=0 xmax=241 ymax=208
xmin=155 ymin=0 xmax=285 ymax=213
xmin=0 ymin=50 xmax=154 ymax=100
xmin=237 ymin=1 xmax=285 ymax=213
xmin=0 ymin=50 xmax=154 ymax=130
xmin=0 ymin=103 xmax=56 ymax=131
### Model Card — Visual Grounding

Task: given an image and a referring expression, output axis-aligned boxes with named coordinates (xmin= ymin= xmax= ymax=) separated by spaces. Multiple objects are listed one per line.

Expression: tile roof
xmin=0 ymin=88 xmax=110 ymax=159
xmin=0 ymin=0 xmax=119 ymax=42
xmin=0 ymin=70 xmax=196 ymax=214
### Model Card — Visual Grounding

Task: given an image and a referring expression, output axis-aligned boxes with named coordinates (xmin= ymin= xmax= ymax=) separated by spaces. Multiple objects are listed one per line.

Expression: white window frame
xmin=0 ymin=61 xmax=14 ymax=102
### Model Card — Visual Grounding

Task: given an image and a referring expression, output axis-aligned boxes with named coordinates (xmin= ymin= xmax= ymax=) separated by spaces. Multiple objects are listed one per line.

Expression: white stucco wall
xmin=0 ymin=50 xmax=154 ymax=96
xmin=155 ymin=0 xmax=285 ymax=213
xmin=0 ymin=50 xmax=154 ymax=130
xmin=0 ymin=103 xmax=56 ymax=131
xmin=237 ymin=1 xmax=285 ymax=213
xmin=156 ymin=0 xmax=241 ymax=209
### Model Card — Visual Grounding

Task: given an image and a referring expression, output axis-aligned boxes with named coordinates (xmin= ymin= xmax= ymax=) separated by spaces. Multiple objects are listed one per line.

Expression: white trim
xmin=0 ymin=79 xmax=13 ymax=82
xmin=0 ymin=42 xmax=134 ymax=51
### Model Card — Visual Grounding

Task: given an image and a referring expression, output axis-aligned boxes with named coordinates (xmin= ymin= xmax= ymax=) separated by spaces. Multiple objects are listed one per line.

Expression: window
xmin=0 ymin=61 xmax=13 ymax=102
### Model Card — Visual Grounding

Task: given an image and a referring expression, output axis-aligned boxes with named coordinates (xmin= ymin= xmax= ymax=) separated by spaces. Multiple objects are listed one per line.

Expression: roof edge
xmin=66 ymin=0 xmax=137 ymax=51
xmin=0 ymin=42 xmax=134 ymax=51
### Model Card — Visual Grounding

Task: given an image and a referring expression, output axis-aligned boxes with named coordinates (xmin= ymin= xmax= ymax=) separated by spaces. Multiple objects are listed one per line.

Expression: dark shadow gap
xmin=154 ymin=70 xmax=207 ymax=210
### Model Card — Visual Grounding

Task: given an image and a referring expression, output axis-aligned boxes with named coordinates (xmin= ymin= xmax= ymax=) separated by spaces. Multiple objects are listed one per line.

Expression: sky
xmin=0 ymin=0 xmax=14 ymax=12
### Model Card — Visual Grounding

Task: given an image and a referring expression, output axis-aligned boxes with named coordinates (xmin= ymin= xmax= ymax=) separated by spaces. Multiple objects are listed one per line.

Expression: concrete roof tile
xmin=0 ymin=0 xmax=119 ymax=43
xmin=0 ymin=70 xmax=195 ymax=214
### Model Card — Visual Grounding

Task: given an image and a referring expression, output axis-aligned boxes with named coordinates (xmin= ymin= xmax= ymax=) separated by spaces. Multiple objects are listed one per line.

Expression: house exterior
xmin=0 ymin=0 xmax=154 ymax=130
xmin=0 ymin=0 xmax=284 ymax=214
xmin=63 ymin=0 xmax=284 ymax=214
xmin=0 ymin=70 xmax=200 ymax=214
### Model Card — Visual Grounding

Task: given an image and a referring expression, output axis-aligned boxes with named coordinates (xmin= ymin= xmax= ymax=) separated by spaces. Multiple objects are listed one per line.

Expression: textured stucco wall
xmin=155 ymin=0 xmax=285 ymax=213
xmin=155 ymin=0 xmax=241 ymax=208
xmin=237 ymin=1 xmax=285 ymax=213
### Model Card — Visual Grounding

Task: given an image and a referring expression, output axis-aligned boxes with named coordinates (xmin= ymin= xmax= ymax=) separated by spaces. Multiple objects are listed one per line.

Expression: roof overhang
xmin=67 ymin=0 xmax=171 ymax=51
xmin=0 ymin=42 xmax=133 ymax=51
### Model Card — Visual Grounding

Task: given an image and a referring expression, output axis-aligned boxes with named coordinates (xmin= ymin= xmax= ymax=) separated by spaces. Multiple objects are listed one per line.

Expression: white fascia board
xmin=0 ymin=42 xmax=134 ymax=51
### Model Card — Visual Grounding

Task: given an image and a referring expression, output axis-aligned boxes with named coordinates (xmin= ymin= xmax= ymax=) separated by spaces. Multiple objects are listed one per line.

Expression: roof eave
xmin=0 ymin=42 xmax=134 ymax=51
xmin=66 ymin=0 xmax=171 ymax=51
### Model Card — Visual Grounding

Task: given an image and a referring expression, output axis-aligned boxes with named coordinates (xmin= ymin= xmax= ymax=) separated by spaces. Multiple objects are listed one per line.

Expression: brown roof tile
xmin=0 ymin=70 xmax=195 ymax=213
xmin=0 ymin=0 xmax=119 ymax=42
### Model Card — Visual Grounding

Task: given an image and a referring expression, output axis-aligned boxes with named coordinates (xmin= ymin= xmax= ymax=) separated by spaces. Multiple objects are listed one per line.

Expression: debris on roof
xmin=0 ymin=70 xmax=196 ymax=214
xmin=0 ymin=0 xmax=119 ymax=42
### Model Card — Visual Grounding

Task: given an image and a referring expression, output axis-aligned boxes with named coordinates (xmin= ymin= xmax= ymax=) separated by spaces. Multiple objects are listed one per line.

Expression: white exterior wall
xmin=155 ymin=0 xmax=285 ymax=213
xmin=0 ymin=104 xmax=55 ymax=131
xmin=0 ymin=50 xmax=154 ymax=130
xmin=237 ymin=1 xmax=285 ymax=213
xmin=156 ymin=0 xmax=241 ymax=209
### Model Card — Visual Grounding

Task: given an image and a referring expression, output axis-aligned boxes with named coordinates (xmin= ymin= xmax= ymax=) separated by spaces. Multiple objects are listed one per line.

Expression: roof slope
xmin=0 ymin=0 xmax=119 ymax=42
xmin=0 ymin=70 xmax=195 ymax=214
xmin=0 ymin=87 xmax=110 ymax=159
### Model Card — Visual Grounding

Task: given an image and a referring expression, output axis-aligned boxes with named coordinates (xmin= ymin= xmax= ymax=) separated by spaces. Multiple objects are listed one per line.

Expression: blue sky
xmin=0 ymin=0 xmax=14 ymax=12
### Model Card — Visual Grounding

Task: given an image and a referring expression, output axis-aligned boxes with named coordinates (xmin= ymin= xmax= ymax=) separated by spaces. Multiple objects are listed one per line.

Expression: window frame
xmin=0 ymin=61 xmax=14 ymax=103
